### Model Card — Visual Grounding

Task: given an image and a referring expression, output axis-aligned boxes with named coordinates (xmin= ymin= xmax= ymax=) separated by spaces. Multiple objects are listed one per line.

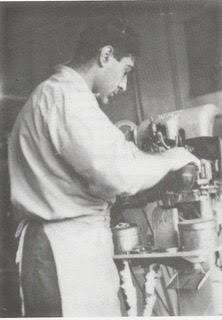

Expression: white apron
xmin=43 ymin=215 xmax=121 ymax=317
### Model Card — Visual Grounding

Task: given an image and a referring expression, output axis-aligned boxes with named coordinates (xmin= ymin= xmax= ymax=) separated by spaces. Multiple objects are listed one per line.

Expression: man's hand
xmin=163 ymin=147 xmax=201 ymax=172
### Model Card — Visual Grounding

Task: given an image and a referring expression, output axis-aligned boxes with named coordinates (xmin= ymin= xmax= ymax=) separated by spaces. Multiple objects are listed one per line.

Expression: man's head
xmin=72 ymin=18 xmax=140 ymax=103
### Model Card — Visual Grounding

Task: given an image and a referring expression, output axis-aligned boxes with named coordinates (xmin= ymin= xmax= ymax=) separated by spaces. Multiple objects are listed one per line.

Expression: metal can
xmin=112 ymin=223 xmax=139 ymax=253
xmin=178 ymin=218 xmax=217 ymax=251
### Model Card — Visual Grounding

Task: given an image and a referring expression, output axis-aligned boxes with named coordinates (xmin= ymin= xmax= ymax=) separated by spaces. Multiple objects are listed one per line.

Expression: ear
xmin=99 ymin=45 xmax=114 ymax=67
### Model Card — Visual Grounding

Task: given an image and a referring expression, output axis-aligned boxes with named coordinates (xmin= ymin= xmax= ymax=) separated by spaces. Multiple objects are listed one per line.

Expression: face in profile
xmin=94 ymin=47 xmax=135 ymax=104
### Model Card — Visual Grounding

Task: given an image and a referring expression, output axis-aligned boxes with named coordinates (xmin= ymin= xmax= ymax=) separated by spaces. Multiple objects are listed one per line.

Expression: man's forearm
xmin=121 ymin=151 xmax=172 ymax=194
xmin=119 ymin=147 xmax=200 ymax=195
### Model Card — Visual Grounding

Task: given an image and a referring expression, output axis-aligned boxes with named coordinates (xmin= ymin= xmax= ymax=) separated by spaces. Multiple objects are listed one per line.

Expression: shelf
xmin=114 ymin=244 xmax=222 ymax=268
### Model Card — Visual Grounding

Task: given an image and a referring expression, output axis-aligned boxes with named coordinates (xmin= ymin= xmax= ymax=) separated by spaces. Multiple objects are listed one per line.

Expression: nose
xmin=118 ymin=76 xmax=127 ymax=92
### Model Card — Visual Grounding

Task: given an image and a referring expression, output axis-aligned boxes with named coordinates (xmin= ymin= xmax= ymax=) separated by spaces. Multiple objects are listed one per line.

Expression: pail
xmin=178 ymin=218 xmax=217 ymax=251
xmin=112 ymin=223 xmax=139 ymax=253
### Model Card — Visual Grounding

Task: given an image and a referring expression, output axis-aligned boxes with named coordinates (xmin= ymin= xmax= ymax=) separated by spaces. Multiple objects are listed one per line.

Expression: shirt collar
xmin=55 ymin=64 xmax=91 ymax=92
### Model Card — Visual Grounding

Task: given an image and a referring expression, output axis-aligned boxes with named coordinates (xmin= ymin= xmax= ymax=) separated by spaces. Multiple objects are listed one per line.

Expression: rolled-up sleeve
xmin=47 ymin=88 xmax=145 ymax=200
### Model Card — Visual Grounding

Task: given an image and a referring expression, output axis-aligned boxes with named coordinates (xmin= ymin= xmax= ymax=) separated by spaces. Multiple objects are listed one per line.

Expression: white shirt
xmin=8 ymin=65 xmax=144 ymax=221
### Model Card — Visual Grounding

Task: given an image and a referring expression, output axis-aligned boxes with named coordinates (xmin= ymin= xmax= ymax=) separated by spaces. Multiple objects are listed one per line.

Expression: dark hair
xmin=73 ymin=18 xmax=140 ymax=65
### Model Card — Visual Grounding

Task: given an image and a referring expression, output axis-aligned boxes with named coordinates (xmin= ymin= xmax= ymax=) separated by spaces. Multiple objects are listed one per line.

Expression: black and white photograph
xmin=1 ymin=0 xmax=222 ymax=317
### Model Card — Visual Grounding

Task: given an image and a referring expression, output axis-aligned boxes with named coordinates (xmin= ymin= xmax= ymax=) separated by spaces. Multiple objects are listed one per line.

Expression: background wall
xmin=1 ymin=0 xmax=222 ymax=316
xmin=1 ymin=1 xmax=222 ymax=129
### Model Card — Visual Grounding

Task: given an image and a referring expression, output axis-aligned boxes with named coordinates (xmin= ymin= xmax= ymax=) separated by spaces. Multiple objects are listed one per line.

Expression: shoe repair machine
xmin=114 ymin=104 xmax=222 ymax=253
xmin=113 ymin=105 xmax=222 ymax=316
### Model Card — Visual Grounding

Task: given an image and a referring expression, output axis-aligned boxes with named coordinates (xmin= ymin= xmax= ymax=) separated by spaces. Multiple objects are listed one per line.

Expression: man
xmin=8 ymin=18 xmax=199 ymax=317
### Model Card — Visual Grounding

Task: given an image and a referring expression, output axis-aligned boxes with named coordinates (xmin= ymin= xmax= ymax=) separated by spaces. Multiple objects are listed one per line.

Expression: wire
xmin=155 ymin=288 xmax=171 ymax=315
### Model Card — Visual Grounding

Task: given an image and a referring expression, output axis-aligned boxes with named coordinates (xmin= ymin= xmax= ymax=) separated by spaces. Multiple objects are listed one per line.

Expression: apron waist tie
xmin=15 ymin=219 xmax=29 ymax=317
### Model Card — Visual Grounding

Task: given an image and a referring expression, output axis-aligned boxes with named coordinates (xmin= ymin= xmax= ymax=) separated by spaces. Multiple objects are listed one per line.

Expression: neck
xmin=68 ymin=61 xmax=97 ymax=92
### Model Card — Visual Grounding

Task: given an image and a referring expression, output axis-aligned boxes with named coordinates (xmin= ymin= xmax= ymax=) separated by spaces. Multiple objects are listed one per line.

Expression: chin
xmin=102 ymin=97 xmax=109 ymax=104
xmin=98 ymin=95 xmax=109 ymax=104
xmin=95 ymin=92 xmax=110 ymax=105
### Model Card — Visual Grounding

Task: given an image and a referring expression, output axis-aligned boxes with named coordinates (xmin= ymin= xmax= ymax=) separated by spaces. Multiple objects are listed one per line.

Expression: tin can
xmin=112 ymin=223 xmax=139 ymax=253
xmin=178 ymin=218 xmax=217 ymax=251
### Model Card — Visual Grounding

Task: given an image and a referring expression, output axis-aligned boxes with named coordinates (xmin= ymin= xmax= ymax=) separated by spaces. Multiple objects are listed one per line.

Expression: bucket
xmin=112 ymin=223 xmax=139 ymax=253
xmin=178 ymin=218 xmax=217 ymax=251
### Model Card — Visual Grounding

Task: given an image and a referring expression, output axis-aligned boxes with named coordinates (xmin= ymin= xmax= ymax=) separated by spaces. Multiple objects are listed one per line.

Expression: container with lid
xmin=178 ymin=218 xmax=217 ymax=251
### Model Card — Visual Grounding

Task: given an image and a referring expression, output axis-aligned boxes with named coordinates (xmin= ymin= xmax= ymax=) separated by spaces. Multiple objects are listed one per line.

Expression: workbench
xmin=114 ymin=245 xmax=222 ymax=316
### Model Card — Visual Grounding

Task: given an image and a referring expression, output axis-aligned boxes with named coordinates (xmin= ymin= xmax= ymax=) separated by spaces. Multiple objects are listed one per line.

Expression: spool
xmin=178 ymin=218 xmax=217 ymax=251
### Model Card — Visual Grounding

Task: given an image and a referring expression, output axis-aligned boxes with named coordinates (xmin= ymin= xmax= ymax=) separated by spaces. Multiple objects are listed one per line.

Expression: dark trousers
xmin=20 ymin=221 xmax=62 ymax=317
